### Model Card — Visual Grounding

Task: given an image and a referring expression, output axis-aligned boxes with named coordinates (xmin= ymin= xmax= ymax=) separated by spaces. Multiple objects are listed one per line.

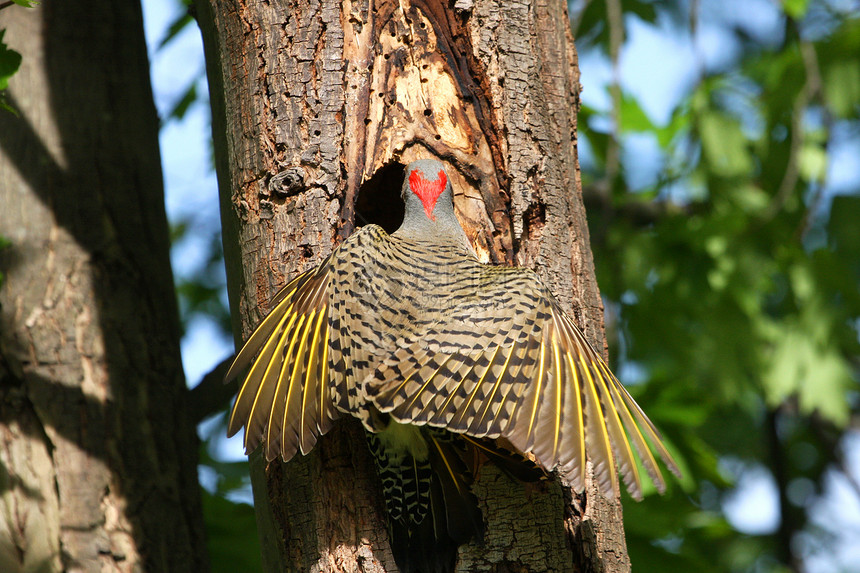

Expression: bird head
xmin=395 ymin=159 xmax=471 ymax=251
xmin=401 ymin=159 xmax=452 ymax=222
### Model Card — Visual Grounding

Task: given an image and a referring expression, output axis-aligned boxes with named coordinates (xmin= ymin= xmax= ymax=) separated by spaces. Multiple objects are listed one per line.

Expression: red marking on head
xmin=408 ymin=168 xmax=447 ymax=221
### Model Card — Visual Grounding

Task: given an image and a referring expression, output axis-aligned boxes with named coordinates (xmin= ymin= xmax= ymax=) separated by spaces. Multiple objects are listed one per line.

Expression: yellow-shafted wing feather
xmin=225 ymin=262 xmax=338 ymax=462
xmin=367 ymin=270 xmax=680 ymax=500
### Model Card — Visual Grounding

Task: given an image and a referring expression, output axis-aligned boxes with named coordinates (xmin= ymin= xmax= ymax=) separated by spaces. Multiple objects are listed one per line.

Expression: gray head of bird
xmin=396 ymin=159 xmax=462 ymax=237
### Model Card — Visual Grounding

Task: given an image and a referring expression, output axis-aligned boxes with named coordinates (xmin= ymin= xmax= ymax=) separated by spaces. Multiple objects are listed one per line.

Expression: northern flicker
xmin=226 ymin=158 xmax=680 ymax=572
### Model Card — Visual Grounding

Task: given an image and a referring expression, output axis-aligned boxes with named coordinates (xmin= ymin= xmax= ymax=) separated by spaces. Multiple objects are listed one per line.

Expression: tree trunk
xmin=0 ymin=3 xmax=208 ymax=572
xmin=198 ymin=0 xmax=629 ymax=570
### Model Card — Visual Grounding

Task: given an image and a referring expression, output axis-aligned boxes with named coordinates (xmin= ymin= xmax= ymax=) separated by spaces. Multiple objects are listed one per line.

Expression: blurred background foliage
xmin=573 ymin=1 xmax=859 ymax=571
xmin=136 ymin=0 xmax=860 ymax=570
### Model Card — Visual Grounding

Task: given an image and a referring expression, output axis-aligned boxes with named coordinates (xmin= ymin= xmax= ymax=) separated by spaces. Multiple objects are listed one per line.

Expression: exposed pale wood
xmin=0 ymin=3 xmax=208 ymax=571
xmin=199 ymin=0 xmax=630 ymax=570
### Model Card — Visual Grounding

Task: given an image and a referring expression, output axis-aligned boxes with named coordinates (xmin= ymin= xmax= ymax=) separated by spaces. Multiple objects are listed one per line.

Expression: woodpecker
xmin=226 ymin=159 xmax=680 ymax=572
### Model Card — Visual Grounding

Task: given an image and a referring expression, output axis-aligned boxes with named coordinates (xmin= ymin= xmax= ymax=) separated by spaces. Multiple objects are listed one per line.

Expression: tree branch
xmin=187 ymin=356 xmax=235 ymax=425
xmin=582 ymin=182 xmax=695 ymax=227
xmin=766 ymin=407 xmax=804 ymax=573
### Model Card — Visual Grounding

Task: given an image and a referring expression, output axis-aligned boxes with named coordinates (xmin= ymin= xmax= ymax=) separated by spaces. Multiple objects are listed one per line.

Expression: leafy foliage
xmin=0 ymin=2 xmax=41 ymax=113
xmin=201 ymin=489 xmax=263 ymax=573
xmin=0 ymin=29 xmax=22 ymax=113
xmin=574 ymin=1 xmax=860 ymax=571
xmin=172 ymin=219 xmax=231 ymax=335
xmin=156 ymin=0 xmax=208 ymax=124
xmin=198 ymin=418 xmax=262 ymax=573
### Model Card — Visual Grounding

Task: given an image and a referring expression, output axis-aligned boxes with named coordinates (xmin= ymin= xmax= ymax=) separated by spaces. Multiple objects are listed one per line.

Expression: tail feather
xmin=367 ymin=427 xmax=547 ymax=571
xmin=426 ymin=433 xmax=484 ymax=544
xmin=461 ymin=435 xmax=547 ymax=483
xmin=366 ymin=429 xmax=482 ymax=573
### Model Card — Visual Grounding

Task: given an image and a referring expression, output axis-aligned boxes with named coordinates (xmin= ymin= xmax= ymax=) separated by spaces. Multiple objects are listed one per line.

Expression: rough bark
xmin=199 ymin=0 xmax=629 ymax=570
xmin=0 ymin=3 xmax=208 ymax=572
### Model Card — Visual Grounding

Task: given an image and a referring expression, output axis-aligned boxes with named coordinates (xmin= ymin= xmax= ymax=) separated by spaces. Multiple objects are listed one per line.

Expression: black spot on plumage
xmin=365 ymin=427 xmax=483 ymax=573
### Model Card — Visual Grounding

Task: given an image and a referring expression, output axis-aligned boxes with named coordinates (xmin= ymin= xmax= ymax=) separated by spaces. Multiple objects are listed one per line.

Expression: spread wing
xmin=366 ymin=268 xmax=680 ymax=500
xmin=225 ymin=259 xmax=339 ymax=462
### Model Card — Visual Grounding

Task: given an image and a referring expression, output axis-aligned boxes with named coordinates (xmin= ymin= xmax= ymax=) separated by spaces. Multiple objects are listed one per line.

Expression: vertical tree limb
xmin=0 ymin=2 xmax=208 ymax=572
xmin=199 ymin=0 xmax=629 ymax=570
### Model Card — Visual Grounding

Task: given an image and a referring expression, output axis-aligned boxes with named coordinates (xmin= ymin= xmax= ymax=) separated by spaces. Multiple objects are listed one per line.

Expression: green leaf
xmin=782 ymin=0 xmax=809 ymax=19
xmin=760 ymin=305 xmax=853 ymax=427
xmin=748 ymin=46 xmax=803 ymax=107
xmin=620 ymin=0 xmax=657 ymax=25
xmin=574 ymin=0 xmax=657 ymax=51
xmin=799 ymin=142 xmax=827 ymax=183
xmin=158 ymin=11 xmax=194 ymax=50
xmin=822 ymin=58 xmax=860 ymax=118
xmin=0 ymin=29 xmax=23 ymax=91
xmin=12 ymin=0 xmax=40 ymax=7
xmin=655 ymin=105 xmax=691 ymax=148
xmin=789 ymin=260 xmax=815 ymax=302
xmin=730 ymin=184 xmax=769 ymax=214
xmin=201 ymin=490 xmax=262 ymax=573
xmin=620 ymin=92 xmax=656 ymax=133
xmin=816 ymin=18 xmax=860 ymax=118
xmin=797 ymin=344 xmax=853 ymax=426
xmin=828 ymin=195 xmax=860 ymax=261
xmin=697 ymin=111 xmax=754 ymax=177
xmin=167 ymin=82 xmax=197 ymax=121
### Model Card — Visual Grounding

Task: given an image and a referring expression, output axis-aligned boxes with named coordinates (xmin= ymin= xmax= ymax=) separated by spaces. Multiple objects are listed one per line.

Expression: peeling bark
xmin=199 ymin=0 xmax=629 ymax=570
xmin=0 ymin=3 xmax=208 ymax=572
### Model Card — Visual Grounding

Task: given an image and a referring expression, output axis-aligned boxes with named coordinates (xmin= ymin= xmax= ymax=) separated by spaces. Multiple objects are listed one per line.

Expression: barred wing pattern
xmin=225 ymin=227 xmax=388 ymax=460
xmin=226 ymin=224 xmax=679 ymax=500
xmin=225 ymin=258 xmax=339 ymax=462
xmin=363 ymin=248 xmax=680 ymax=500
